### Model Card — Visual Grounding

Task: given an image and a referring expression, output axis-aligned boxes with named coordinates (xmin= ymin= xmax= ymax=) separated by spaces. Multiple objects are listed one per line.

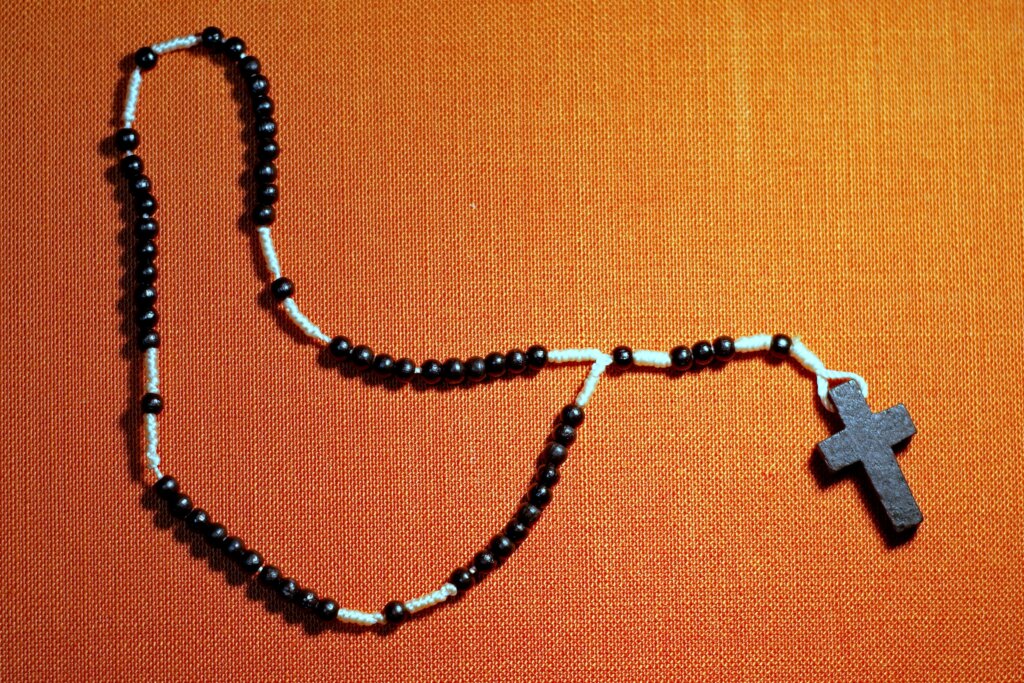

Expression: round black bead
xmin=316 ymin=598 xmax=339 ymax=621
xmin=223 ymin=37 xmax=245 ymax=60
xmin=692 ymin=340 xmax=714 ymax=366
xmin=256 ymin=140 xmax=279 ymax=161
xmin=473 ymin=551 xmax=497 ymax=573
xmin=139 ymin=331 xmax=160 ymax=350
xmin=670 ymin=345 xmax=693 ymax=371
xmin=252 ymin=95 xmax=274 ymax=118
xmin=137 ymin=263 xmax=158 ymax=285
xmin=490 ymin=535 xmax=515 ymax=558
xmin=128 ymin=175 xmax=151 ymax=196
xmin=526 ymin=345 xmax=548 ymax=369
xmin=517 ymin=504 xmax=542 ymax=526
xmin=560 ymin=404 xmax=584 ymax=427
xmin=140 ymin=392 xmax=162 ymax=414
xmin=119 ymin=154 xmax=143 ymax=178
xmin=394 ymin=358 xmax=416 ymax=382
xmin=505 ymin=349 xmax=526 ymax=374
xmin=713 ymin=336 xmax=736 ymax=361
xmin=136 ymin=239 xmax=157 ymax=261
xmin=153 ymin=475 xmax=178 ymax=499
xmin=465 ymin=356 xmax=486 ymax=382
xmin=239 ymin=551 xmax=263 ymax=574
xmin=277 ymin=578 xmax=298 ymax=600
xmin=252 ymin=204 xmax=275 ymax=225
xmin=135 ymin=308 xmax=158 ymax=330
xmin=134 ymin=193 xmax=157 ymax=215
xmin=222 ymin=537 xmax=245 ymax=561
xmin=552 ymin=424 xmax=576 ymax=447
xmin=168 ymin=494 xmax=193 ymax=519
xmin=544 ymin=442 xmax=568 ymax=466
xmin=383 ymin=600 xmax=407 ymax=624
xmin=295 ymin=589 xmax=317 ymax=609
xmin=328 ymin=336 xmax=352 ymax=359
xmin=134 ymin=47 xmax=157 ymax=71
xmin=372 ymin=353 xmax=395 ymax=377
xmin=200 ymin=26 xmax=224 ymax=51
xmin=254 ymin=163 xmax=277 ymax=183
xmin=184 ymin=508 xmax=209 ymax=533
xmin=769 ymin=334 xmax=792 ymax=359
xmin=255 ymin=118 xmax=277 ymax=138
xmin=529 ymin=485 xmax=551 ymax=507
xmin=238 ymin=55 xmax=260 ymax=77
xmin=420 ymin=359 xmax=442 ymax=384
xmin=442 ymin=358 xmax=464 ymax=384
xmin=537 ymin=465 xmax=560 ymax=487
xmin=255 ymin=184 xmax=278 ymax=205
xmin=484 ymin=352 xmax=506 ymax=378
xmin=135 ymin=285 xmax=157 ymax=308
xmin=114 ymin=128 xmax=139 ymax=151
xmin=247 ymin=74 xmax=269 ymax=97
xmin=612 ymin=346 xmax=633 ymax=367
xmin=504 ymin=520 xmax=529 ymax=543
xmin=133 ymin=217 xmax=158 ymax=239
xmin=258 ymin=565 xmax=281 ymax=588
xmin=204 ymin=523 xmax=227 ymax=547
xmin=449 ymin=568 xmax=473 ymax=593
xmin=350 ymin=345 xmax=374 ymax=369
xmin=269 ymin=277 xmax=293 ymax=301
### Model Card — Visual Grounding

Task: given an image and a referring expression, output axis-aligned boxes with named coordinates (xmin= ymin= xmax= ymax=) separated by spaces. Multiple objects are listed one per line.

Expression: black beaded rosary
xmin=115 ymin=28 xmax=922 ymax=627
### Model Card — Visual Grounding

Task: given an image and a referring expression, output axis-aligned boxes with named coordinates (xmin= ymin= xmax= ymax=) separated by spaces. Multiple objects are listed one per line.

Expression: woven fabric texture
xmin=2 ymin=1 xmax=1023 ymax=680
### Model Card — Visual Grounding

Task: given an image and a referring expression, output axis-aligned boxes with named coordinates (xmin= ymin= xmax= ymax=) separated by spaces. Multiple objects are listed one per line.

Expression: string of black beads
xmin=153 ymin=474 xmax=342 ymax=622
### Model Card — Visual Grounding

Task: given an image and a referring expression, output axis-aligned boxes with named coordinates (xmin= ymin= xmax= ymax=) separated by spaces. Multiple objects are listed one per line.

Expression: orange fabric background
xmin=2 ymin=1 xmax=1023 ymax=680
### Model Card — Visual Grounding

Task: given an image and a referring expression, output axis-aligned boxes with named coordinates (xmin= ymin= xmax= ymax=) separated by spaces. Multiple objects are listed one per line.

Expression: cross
xmin=816 ymin=381 xmax=922 ymax=533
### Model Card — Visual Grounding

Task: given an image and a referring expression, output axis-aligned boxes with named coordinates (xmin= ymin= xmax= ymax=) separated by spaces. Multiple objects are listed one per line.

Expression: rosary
xmin=116 ymin=29 xmax=923 ymax=628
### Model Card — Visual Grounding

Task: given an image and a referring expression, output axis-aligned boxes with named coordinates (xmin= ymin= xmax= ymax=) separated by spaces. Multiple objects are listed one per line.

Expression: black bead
xmin=168 ymin=494 xmax=193 ymax=519
xmin=295 ymin=589 xmax=317 ymax=609
xmin=465 ymin=356 xmax=486 ymax=382
xmin=136 ymin=262 xmax=158 ymax=285
xmin=222 ymin=537 xmax=245 ymax=561
xmin=200 ymin=26 xmax=224 ymax=51
xmin=473 ymin=551 xmax=497 ymax=573
xmin=185 ymin=508 xmax=209 ymax=533
xmin=252 ymin=95 xmax=274 ymax=118
xmin=383 ymin=601 xmax=407 ymax=624
xmin=127 ymin=175 xmax=151 ymax=196
xmin=254 ymin=162 xmax=277 ymax=183
xmin=517 ymin=504 xmax=542 ymax=526
xmin=255 ymin=184 xmax=278 ymax=205
xmin=350 ymin=345 xmax=374 ymax=369
xmin=449 ymin=568 xmax=473 ymax=593
xmin=252 ymin=204 xmax=275 ymax=225
xmin=135 ymin=285 xmax=157 ymax=308
xmin=258 ymin=565 xmax=281 ymax=588
xmin=134 ymin=47 xmax=157 ymax=71
xmin=153 ymin=475 xmax=178 ymax=499
xmin=526 ymin=345 xmax=548 ymax=369
xmin=372 ymin=353 xmax=395 ymax=377
xmin=316 ymin=598 xmax=339 ymax=621
xmin=134 ymin=193 xmax=157 ymax=215
xmin=692 ymin=340 xmax=714 ymax=366
xmin=560 ymin=404 xmax=584 ymax=427
xmin=505 ymin=349 xmax=526 ymax=374
xmin=140 ymin=393 xmax=162 ymax=414
xmin=269 ymin=277 xmax=293 ymax=301
xmin=612 ymin=346 xmax=633 ymax=367
xmin=223 ymin=37 xmax=245 ymax=60
xmin=529 ymin=485 xmax=551 ymax=507
xmin=394 ymin=358 xmax=416 ymax=382
xmin=769 ymin=334 xmax=792 ymax=359
xmin=328 ymin=336 xmax=352 ymax=359
xmin=537 ymin=465 xmax=560 ymax=487
xmin=135 ymin=308 xmax=158 ymax=330
xmin=490 ymin=535 xmax=515 ymax=558
xmin=552 ymin=424 xmax=576 ymax=447
xmin=504 ymin=520 xmax=529 ymax=543
xmin=204 ymin=523 xmax=227 ymax=547
xmin=420 ymin=359 xmax=442 ymax=384
xmin=239 ymin=551 xmax=263 ymax=574
xmin=544 ymin=442 xmax=568 ymax=466
xmin=119 ymin=154 xmax=143 ymax=178
xmin=442 ymin=358 xmax=464 ymax=384
xmin=256 ymin=140 xmax=279 ymax=161
xmin=670 ymin=345 xmax=693 ymax=371
xmin=277 ymin=578 xmax=298 ymax=600
xmin=133 ymin=217 xmax=158 ymax=239
xmin=255 ymin=118 xmax=277 ymax=138
xmin=247 ymin=75 xmax=269 ymax=97
xmin=238 ymin=55 xmax=260 ymax=77
xmin=139 ymin=331 xmax=160 ymax=350
xmin=136 ymin=239 xmax=157 ymax=261
xmin=114 ymin=128 xmax=139 ymax=151
xmin=484 ymin=352 xmax=506 ymax=378
xmin=713 ymin=336 xmax=736 ymax=361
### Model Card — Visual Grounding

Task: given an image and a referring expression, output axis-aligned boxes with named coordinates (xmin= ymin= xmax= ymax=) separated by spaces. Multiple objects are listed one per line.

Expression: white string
xmin=404 ymin=582 xmax=458 ymax=614
xmin=143 ymin=349 xmax=161 ymax=476
xmin=123 ymin=68 xmax=142 ymax=126
xmin=335 ymin=608 xmax=384 ymax=626
xmin=256 ymin=227 xmax=282 ymax=279
xmin=280 ymin=298 xmax=332 ymax=344
xmin=151 ymin=34 xmax=200 ymax=55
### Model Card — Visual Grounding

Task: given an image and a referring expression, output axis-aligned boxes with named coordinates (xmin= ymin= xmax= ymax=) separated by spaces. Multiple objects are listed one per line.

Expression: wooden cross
xmin=816 ymin=381 xmax=922 ymax=533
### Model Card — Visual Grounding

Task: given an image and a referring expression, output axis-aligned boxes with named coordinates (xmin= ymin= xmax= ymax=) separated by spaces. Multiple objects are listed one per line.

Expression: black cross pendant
xmin=816 ymin=381 xmax=922 ymax=533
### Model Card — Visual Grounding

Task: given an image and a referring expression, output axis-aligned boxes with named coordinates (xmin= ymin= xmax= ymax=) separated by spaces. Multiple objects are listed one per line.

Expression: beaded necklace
xmin=116 ymin=28 xmax=922 ymax=628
